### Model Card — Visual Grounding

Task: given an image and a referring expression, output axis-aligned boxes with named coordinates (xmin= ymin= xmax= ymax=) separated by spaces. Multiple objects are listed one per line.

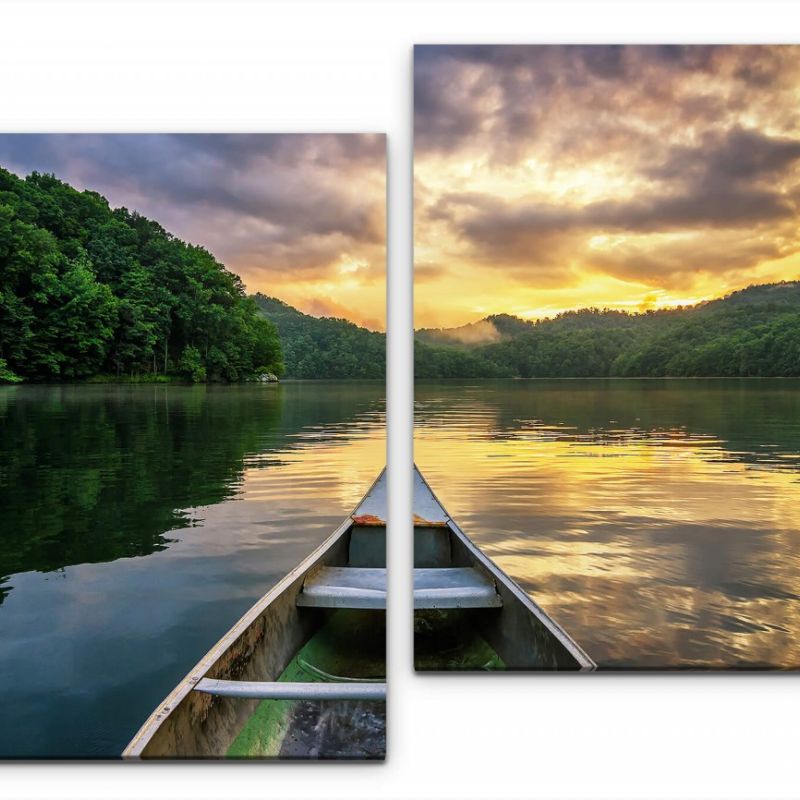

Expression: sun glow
xmin=414 ymin=46 xmax=800 ymax=329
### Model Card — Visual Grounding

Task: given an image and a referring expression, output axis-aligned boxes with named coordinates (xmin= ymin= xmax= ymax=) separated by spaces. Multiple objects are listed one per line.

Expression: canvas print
xmin=414 ymin=45 xmax=800 ymax=671
xmin=0 ymin=134 xmax=387 ymax=758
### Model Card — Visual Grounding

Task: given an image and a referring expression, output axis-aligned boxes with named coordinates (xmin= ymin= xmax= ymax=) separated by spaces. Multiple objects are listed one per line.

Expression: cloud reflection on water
xmin=415 ymin=379 xmax=800 ymax=668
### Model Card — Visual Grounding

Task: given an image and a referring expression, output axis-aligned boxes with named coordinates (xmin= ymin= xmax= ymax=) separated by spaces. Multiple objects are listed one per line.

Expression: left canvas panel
xmin=0 ymin=133 xmax=387 ymax=759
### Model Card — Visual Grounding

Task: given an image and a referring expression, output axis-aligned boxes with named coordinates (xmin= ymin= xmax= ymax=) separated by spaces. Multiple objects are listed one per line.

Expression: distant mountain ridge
xmin=417 ymin=281 xmax=800 ymax=347
xmin=415 ymin=281 xmax=800 ymax=378
xmin=253 ymin=294 xmax=385 ymax=379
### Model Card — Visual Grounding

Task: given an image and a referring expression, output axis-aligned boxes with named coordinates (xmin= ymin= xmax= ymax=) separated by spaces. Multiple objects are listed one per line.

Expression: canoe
xmin=413 ymin=465 xmax=596 ymax=671
xmin=123 ymin=469 xmax=388 ymax=759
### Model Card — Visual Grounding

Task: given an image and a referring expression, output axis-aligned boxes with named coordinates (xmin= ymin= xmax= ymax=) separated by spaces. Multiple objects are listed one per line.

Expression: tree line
xmin=415 ymin=282 xmax=800 ymax=378
xmin=0 ymin=168 xmax=283 ymax=383
xmin=254 ymin=294 xmax=385 ymax=379
xmin=5 ymin=164 xmax=796 ymax=384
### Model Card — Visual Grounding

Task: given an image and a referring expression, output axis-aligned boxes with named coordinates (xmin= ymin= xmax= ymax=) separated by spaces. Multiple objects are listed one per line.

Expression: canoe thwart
xmin=194 ymin=678 xmax=387 ymax=701
xmin=414 ymin=567 xmax=503 ymax=609
xmin=296 ymin=566 xmax=502 ymax=610
xmin=298 ymin=566 xmax=387 ymax=609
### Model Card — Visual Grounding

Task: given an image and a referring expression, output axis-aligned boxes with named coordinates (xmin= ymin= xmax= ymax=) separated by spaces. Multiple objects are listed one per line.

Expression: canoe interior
xmin=127 ymin=470 xmax=389 ymax=758
xmin=414 ymin=609 xmax=505 ymax=671
xmin=228 ymin=609 xmax=385 ymax=759
xmin=131 ymin=532 xmax=349 ymax=758
xmin=413 ymin=466 xmax=595 ymax=672
xmin=413 ymin=523 xmax=590 ymax=671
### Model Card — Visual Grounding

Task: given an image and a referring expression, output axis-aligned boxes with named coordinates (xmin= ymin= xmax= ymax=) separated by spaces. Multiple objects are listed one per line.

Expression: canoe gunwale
xmin=123 ymin=468 xmax=387 ymax=758
xmin=413 ymin=464 xmax=596 ymax=672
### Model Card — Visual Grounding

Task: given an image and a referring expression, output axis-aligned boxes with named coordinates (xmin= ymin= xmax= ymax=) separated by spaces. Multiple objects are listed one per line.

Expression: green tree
xmin=254 ymin=294 xmax=382 ymax=379
xmin=0 ymin=167 xmax=285 ymax=383
xmin=0 ymin=358 xmax=21 ymax=383
xmin=179 ymin=345 xmax=207 ymax=383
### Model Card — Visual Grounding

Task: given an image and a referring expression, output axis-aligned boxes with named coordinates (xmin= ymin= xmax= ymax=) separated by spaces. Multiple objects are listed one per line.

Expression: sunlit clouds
xmin=0 ymin=134 xmax=386 ymax=329
xmin=415 ymin=45 xmax=800 ymax=328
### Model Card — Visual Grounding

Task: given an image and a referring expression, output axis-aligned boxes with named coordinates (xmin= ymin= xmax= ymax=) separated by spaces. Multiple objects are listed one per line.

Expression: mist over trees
xmin=415 ymin=282 xmax=800 ymax=379
xmin=0 ymin=168 xmax=283 ymax=383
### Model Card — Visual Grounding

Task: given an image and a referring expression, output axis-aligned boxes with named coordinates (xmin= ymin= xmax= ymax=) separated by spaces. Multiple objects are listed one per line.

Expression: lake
xmin=0 ymin=382 xmax=385 ymax=757
xmin=415 ymin=379 xmax=800 ymax=670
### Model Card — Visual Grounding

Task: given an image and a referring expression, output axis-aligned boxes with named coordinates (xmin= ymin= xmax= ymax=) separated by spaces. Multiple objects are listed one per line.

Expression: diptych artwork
xmin=2 ymin=41 xmax=800 ymax=770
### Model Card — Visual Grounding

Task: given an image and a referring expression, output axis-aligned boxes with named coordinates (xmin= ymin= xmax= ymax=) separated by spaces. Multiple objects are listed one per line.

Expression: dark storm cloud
xmin=415 ymin=45 xmax=800 ymax=289
xmin=650 ymin=127 xmax=800 ymax=184
xmin=0 ymin=133 xmax=385 ymax=281
xmin=414 ymin=45 xmax=799 ymax=162
xmin=415 ymin=45 xmax=651 ymax=155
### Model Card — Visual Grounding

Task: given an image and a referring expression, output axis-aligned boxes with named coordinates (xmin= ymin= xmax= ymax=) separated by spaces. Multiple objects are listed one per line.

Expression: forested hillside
xmin=0 ymin=168 xmax=283 ymax=383
xmin=254 ymin=294 xmax=385 ymax=378
xmin=4 ymin=164 xmax=797 ymax=384
xmin=416 ymin=282 xmax=800 ymax=378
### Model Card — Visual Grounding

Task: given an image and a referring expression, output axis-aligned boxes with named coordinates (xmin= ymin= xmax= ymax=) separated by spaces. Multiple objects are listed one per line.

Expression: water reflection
xmin=415 ymin=379 xmax=800 ymax=669
xmin=0 ymin=382 xmax=384 ymax=756
xmin=0 ymin=383 xmax=383 ymax=591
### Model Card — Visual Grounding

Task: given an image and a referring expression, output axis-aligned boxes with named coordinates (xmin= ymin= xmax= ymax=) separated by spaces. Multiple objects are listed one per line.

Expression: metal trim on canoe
xmin=123 ymin=468 xmax=387 ymax=758
xmin=412 ymin=466 xmax=449 ymax=526
xmin=351 ymin=469 xmax=388 ymax=526
xmin=195 ymin=679 xmax=387 ymax=702
xmin=413 ymin=464 xmax=596 ymax=671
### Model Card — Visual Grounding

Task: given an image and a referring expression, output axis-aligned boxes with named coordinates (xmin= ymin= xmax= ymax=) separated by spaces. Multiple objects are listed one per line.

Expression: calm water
xmin=415 ymin=379 xmax=800 ymax=670
xmin=0 ymin=382 xmax=384 ymax=757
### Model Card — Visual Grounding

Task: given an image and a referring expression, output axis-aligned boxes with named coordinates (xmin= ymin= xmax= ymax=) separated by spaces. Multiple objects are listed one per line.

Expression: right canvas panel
xmin=413 ymin=44 xmax=800 ymax=671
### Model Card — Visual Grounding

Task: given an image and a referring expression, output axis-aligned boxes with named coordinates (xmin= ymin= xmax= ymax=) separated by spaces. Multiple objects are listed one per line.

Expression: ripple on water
xmin=415 ymin=378 xmax=800 ymax=669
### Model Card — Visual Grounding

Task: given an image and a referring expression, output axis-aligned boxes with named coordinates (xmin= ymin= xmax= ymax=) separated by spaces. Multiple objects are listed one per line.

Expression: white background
xmin=2 ymin=1 xmax=800 ymax=798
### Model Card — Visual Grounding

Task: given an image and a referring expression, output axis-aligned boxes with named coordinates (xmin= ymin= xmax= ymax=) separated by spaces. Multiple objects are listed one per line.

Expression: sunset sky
xmin=414 ymin=45 xmax=800 ymax=329
xmin=0 ymin=134 xmax=386 ymax=330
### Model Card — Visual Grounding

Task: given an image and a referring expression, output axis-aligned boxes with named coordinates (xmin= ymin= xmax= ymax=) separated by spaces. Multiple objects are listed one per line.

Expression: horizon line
xmin=414 ymin=278 xmax=800 ymax=331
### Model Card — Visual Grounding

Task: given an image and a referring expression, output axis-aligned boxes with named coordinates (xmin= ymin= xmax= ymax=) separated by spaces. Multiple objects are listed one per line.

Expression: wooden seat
xmin=296 ymin=566 xmax=502 ymax=610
